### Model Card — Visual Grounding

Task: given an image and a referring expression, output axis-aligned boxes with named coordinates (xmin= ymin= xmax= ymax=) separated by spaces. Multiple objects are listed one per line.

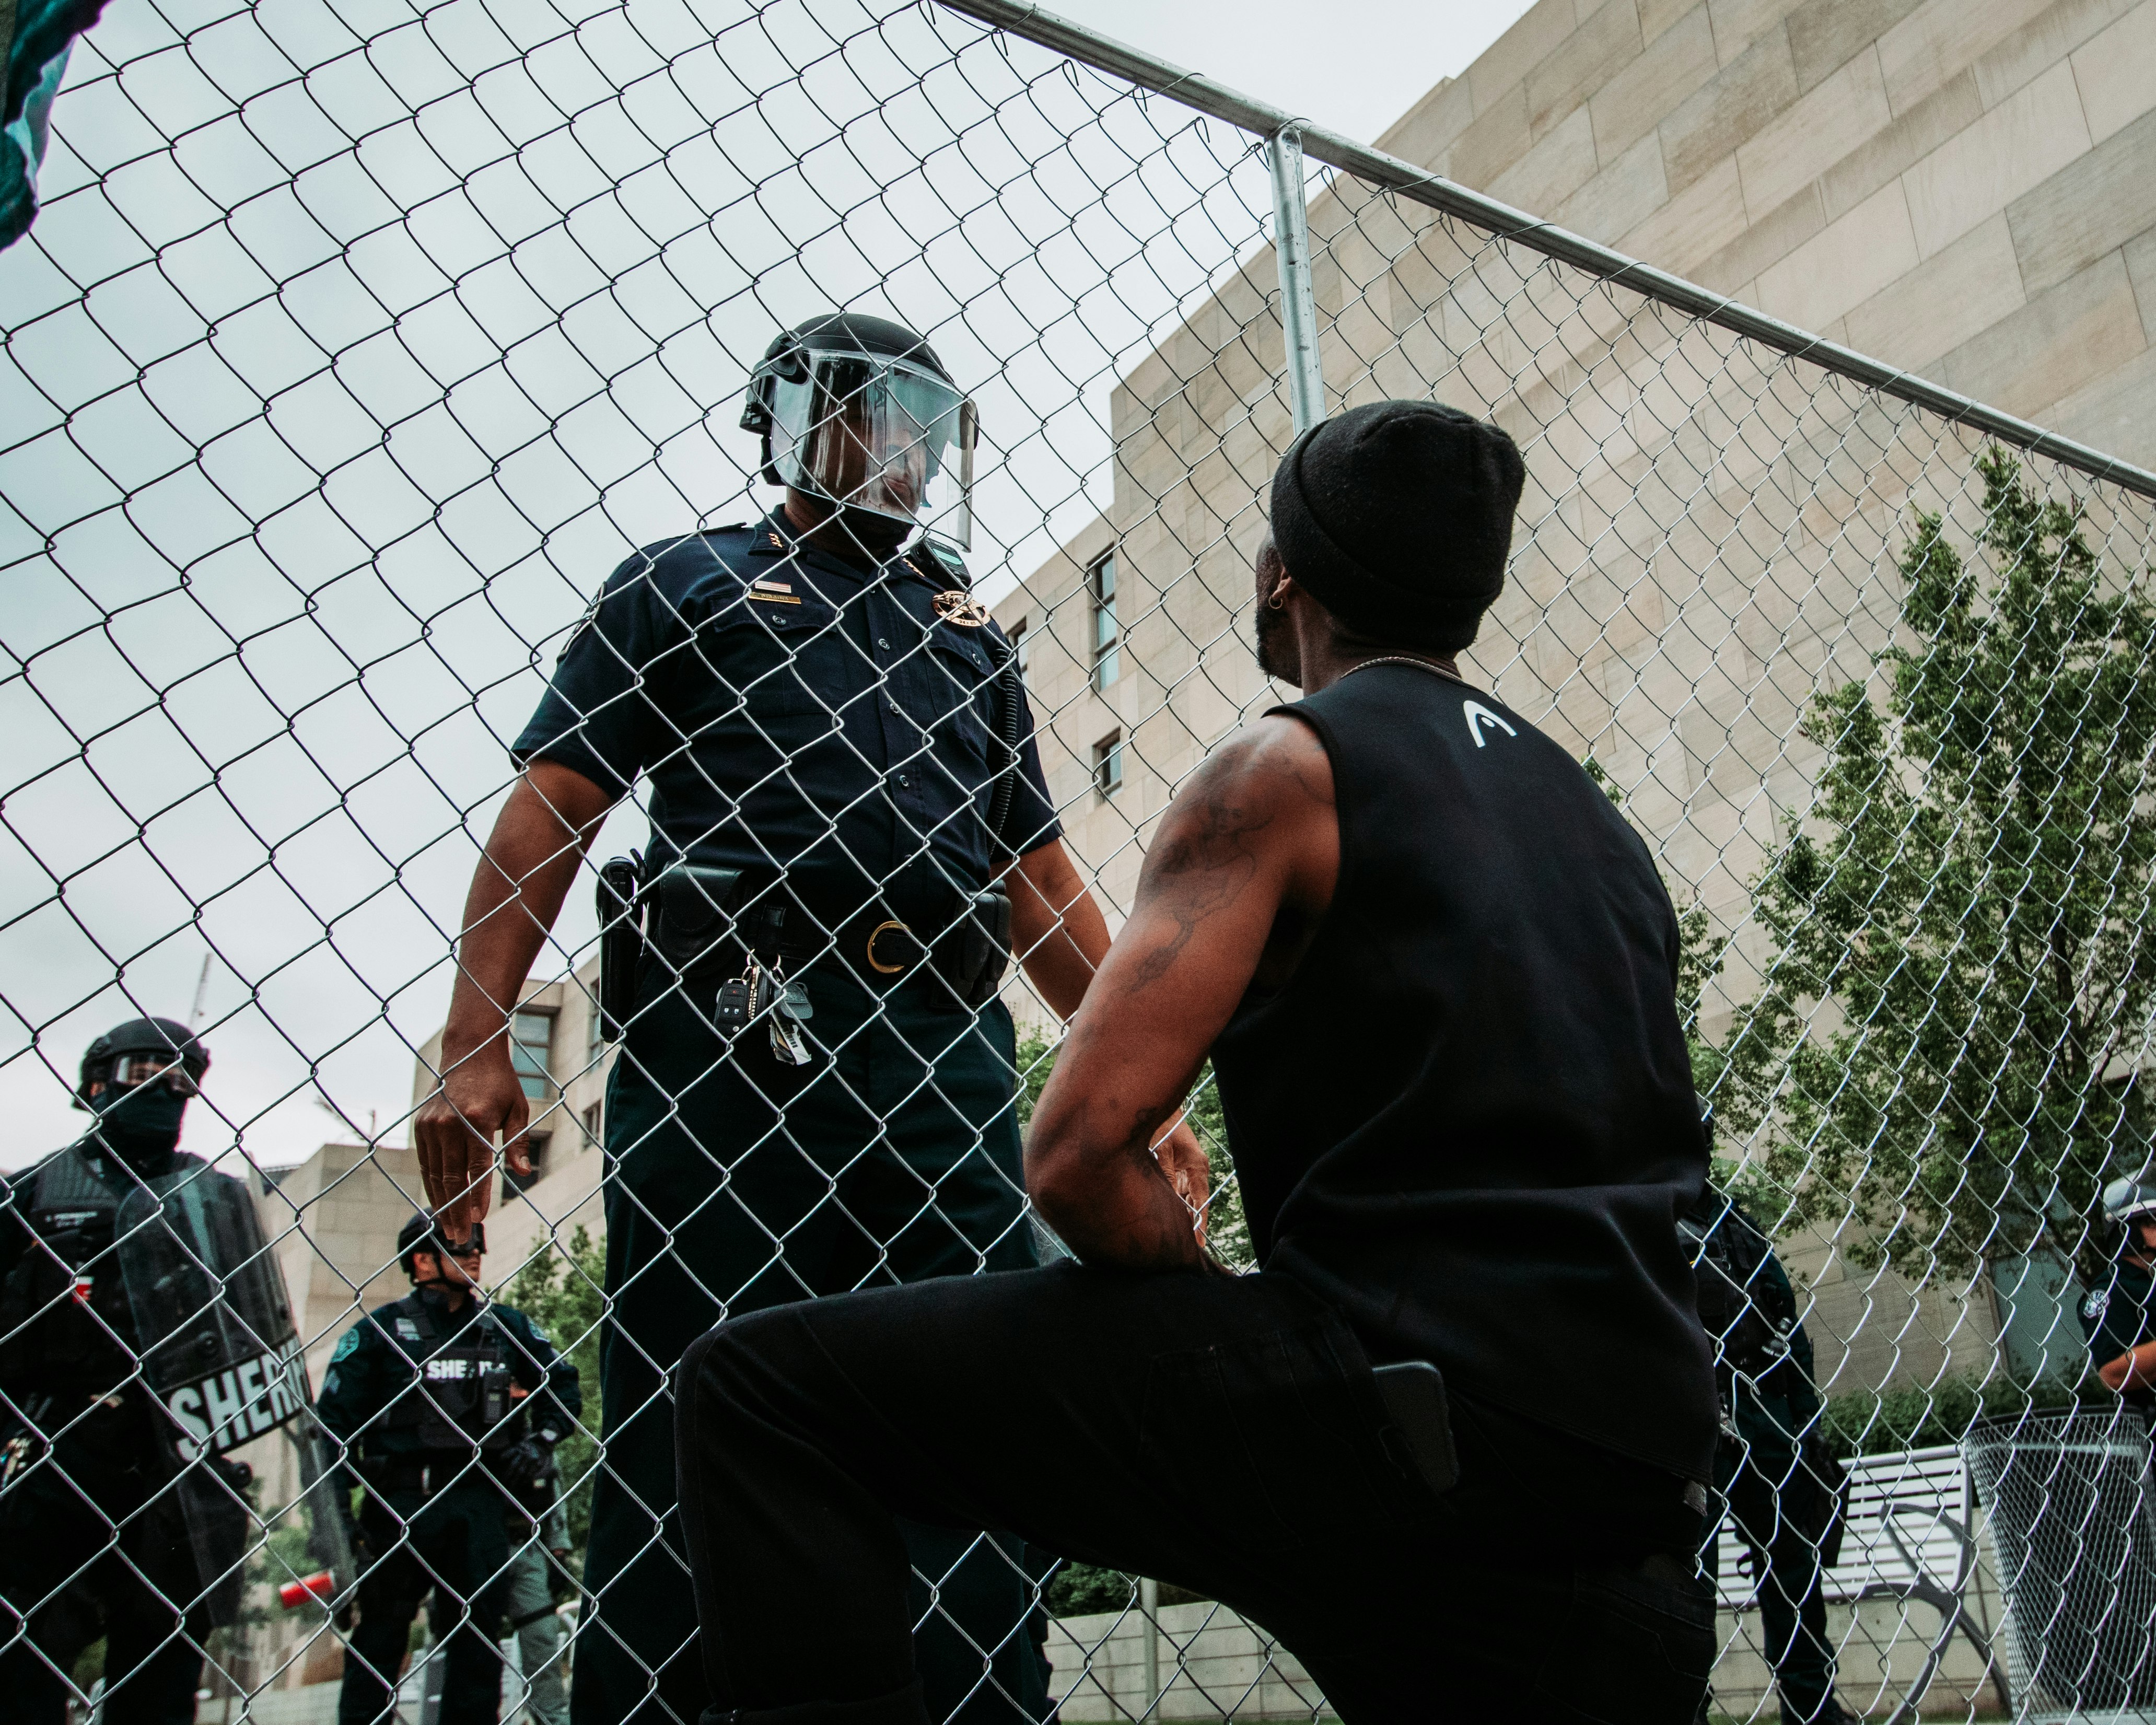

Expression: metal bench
xmin=1713 ymin=1443 xmax=2007 ymax=1723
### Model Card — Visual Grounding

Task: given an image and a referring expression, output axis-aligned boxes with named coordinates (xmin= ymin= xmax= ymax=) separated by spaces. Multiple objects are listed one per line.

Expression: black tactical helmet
xmin=739 ymin=312 xmax=975 ymax=548
xmin=740 ymin=312 xmax=955 ymax=455
xmin=398 ymin=1213 xmax=485 ymax=1277
xmin=74 ymin=1016 xmax=209 ymax=1110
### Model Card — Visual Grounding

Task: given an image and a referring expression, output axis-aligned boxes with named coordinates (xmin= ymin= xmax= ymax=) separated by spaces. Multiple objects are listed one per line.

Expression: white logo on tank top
xmin=1462 ymin=700 xmax=1517 ymax=749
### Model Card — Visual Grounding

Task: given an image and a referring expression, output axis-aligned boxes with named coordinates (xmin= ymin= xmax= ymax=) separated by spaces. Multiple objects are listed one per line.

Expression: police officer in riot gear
xmin=1685 ymin=1183 xmax=1856 ymax=1725
xmin=321 ymin=1215 xmax=580 ymax=1725
xmin=0 ymin=1017 xmax=253 ymax=1725
xmin=2081 ymin=1176 xmax=2156 ymax=1413
xmin=412 ymin=309 xmax=1204 ymax=1724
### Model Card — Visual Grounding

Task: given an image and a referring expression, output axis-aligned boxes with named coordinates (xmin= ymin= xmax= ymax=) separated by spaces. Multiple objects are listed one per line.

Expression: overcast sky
xmin=0 ymin=0 xmax=1535 ymax=1178
xmin=1046 ymin=1 xmax=1533 ymax=143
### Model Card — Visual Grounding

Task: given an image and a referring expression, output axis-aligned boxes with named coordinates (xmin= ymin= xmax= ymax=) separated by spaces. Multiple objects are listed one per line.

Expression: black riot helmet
xmin=75 ymin=1016 xmax=209 ymax=1110
xmin=398 ymin=1213 xmax=486 ymax=1279
xmin=740 ymin=312 xmax=977 ymax=550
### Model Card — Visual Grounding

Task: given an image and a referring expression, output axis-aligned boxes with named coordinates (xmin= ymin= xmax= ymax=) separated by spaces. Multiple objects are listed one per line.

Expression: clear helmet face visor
xmin=113 ymin=1050 xmax=198 ymax=1095
xmin=765 ymin=353 xmax=975 ymax=549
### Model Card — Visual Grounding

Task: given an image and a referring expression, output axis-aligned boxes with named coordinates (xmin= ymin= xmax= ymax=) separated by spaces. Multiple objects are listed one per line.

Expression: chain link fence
xmin=7 ymin=0 xmax=2156 ymax=1720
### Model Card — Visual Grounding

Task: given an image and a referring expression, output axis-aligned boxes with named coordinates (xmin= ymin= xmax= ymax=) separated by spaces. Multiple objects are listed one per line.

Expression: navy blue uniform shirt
xmin=2082 ymin=1256 xmax=2156 ymax=1412
xmin=514 ymin=512 xmax=1060 ymax=914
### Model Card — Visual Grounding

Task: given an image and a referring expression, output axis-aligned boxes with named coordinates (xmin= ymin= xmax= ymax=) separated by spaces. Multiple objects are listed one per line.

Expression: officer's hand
xmin=1156 ymin=1118 xmax=1212 ymax=1249
xmin=414 ymin=1041 xmax=530 ymax=1237
xmin=497 ymin=1435 xmax=555 ymax=1490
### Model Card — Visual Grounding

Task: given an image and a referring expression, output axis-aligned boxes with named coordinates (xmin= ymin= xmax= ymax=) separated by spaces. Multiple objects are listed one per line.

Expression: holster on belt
xmin=647 ymin=865 xmax=751 ymax=973
xmin=952 ymin=887 xmax=1013 ymax=1009
xmin=596 ymin=852 xmax=646 ymax=1041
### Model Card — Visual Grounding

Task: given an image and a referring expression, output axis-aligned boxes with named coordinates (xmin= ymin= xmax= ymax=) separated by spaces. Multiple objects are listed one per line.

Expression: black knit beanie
xmin=1269 ymin=400 xmax=1526 ymax=648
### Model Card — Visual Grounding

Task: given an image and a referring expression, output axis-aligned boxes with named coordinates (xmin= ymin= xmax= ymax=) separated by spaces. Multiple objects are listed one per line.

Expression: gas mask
xmin=92 ymin=1052 xmax=193 ymax=1160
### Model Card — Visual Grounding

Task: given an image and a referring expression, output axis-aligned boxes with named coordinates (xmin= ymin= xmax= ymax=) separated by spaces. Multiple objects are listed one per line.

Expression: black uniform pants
xmin=0 ymin=1400 xmax=208 ymax=1725
xmin=1706 ymin=1435 xmax=1836 ymax=1722
xmin=675 ymin=1261 xmax=1716 ymax=1725
xmin=573 ymin=962 xmax=1043 ymax=1725
xmin=339 ymin=1484 xmax=511 ymax=1725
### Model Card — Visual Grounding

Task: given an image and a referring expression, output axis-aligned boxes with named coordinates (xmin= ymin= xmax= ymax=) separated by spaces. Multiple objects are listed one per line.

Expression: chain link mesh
xmin=7 ymin=0 xmax=2156 ymax=1720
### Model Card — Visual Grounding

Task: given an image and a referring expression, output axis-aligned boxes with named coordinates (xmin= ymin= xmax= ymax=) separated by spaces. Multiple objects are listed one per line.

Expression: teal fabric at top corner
xmin=2 ymin=0 xmax=104 ymax=250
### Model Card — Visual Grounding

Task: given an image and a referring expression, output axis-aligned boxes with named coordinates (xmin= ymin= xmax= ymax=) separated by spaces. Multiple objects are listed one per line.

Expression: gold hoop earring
xmin=1266 ymin=591 xmax=1286 ymax=612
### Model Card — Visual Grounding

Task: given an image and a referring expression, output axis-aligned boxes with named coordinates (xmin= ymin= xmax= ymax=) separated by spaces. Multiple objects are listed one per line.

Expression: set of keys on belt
xmin=715 ymin=953 xmax=813 ymax=1066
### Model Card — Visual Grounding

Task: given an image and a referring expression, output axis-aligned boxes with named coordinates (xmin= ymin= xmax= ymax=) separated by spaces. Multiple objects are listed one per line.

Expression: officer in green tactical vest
xmin=1685 ymin=1182 xmax=1856 ymax=1725
xmin=321 ymin=1215 xmax=580 ymax=1725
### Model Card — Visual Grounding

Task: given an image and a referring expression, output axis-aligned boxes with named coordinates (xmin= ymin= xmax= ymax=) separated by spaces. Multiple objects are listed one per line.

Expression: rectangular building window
xmin=510 ymin=1009 xmax=554 ymax=1100
xmin=1089 ymin=552 xmax=1118 ymax=690
xmin=1093 ymin=730 xmax=1124 ymax=798
xmin=582 ymin=1101 xmax=603 ymax=1147
xmin=1009 ymin=616 xmax=1030 ymax=676
xmin=586 ymin=994 xmax=604 ymax=1060
xmin=506 ymin=1131 xmax=549 ymax=1195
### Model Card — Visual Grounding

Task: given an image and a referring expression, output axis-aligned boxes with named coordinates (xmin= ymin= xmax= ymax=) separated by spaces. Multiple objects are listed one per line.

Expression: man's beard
xmin=1254 ymin=599 xmax=1298 ymax=684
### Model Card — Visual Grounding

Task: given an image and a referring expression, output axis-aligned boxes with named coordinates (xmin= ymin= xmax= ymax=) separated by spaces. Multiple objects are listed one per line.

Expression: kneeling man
xmin=675 ymin=402 xmax=1720 ymax=1724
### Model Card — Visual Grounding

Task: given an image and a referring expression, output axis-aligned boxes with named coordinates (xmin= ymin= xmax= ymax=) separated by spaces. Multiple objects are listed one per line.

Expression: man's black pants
xmin=677 ymin=1261 xmax=1715 ymax=1725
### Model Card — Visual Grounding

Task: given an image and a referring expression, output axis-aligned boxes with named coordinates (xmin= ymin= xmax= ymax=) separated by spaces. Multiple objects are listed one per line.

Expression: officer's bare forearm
xmin=441 ymin=762 xmax=615 ymax=1061
xmin=1008 ymin=839 xmax=1111 ymax=1021
xmin=2102 ymin=1338 xmax=2156 ymax=1392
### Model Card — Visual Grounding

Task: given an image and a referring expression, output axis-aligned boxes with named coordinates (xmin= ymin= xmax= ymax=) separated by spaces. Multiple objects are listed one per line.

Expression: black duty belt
xmin=362 ymin=1455 xmax=471 ymax=1498
xmin=636 ymin=865 xmax=1011 ymax=1010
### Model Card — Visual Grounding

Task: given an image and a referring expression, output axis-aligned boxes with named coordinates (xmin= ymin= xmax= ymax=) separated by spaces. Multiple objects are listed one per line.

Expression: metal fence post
xmin=1267 ymin=126 xmax=1323 ymax=435
xmin=1140 ymin=1574 xmax=1160 ymax=1707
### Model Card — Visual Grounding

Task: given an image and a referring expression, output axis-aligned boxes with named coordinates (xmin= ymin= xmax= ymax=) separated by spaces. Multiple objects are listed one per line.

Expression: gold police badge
xmin=931 ymin=590 xmax=992 ymax=628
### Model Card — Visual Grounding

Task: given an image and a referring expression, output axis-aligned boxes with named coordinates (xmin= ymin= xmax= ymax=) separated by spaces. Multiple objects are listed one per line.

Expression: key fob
xmin=715 ymin=975 xmax=754 ymax=1034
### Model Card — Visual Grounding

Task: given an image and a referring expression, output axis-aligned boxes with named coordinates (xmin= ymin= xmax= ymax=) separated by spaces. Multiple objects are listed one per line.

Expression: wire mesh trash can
xmin=1966 ymin=1410 xmax=2156 ymax=1721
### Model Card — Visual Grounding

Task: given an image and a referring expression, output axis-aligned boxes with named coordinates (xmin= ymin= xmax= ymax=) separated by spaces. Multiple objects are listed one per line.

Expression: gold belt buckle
xmin=865 ymin=919 xmax=912 ymax=975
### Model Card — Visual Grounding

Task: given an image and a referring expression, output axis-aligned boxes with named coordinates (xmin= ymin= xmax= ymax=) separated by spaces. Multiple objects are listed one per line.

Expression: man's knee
xmin=677 ymin=1307 xmax=814 ymax=1443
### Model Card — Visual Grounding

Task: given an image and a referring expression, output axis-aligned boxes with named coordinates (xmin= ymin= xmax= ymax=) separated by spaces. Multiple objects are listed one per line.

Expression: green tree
xmin=499 ymin=1223 xmax=608 ymax=1582
xmin=1705 ymin=448 xmax=2156 ymax=1286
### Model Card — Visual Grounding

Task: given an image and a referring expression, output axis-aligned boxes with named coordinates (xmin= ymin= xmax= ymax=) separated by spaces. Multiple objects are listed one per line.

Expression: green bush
xmin=1818 ymin=1370 xmax=2095 ymax=1460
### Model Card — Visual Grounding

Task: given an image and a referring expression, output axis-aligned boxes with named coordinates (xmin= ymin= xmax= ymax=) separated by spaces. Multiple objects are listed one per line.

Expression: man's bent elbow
xmin=1022 ymin=1138 xmax=1086 ymax=1238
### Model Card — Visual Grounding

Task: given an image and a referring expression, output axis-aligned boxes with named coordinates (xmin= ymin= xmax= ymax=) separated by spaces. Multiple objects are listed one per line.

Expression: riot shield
xmin=112 ymin=1161 xmax=358 ymax=1669
xmin=116 ymin=1161 xmax=304 ymax=1460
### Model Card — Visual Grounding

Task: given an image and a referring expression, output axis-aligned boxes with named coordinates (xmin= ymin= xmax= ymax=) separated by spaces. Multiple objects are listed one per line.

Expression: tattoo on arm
xmin=1125 ymin=741 xmax=1276 ymax=987
xmin=1124 ymin=722 xmax=1334 ymax=990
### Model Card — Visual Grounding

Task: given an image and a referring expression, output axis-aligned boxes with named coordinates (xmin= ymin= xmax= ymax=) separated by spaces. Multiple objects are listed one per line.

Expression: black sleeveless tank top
xmin=1211 ymin=663 xmax=1717 ymax=1478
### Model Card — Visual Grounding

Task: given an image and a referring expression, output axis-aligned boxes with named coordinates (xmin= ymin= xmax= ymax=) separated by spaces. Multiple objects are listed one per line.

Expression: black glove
xmin=496 ymin=1435 xmax=555 ymax=1491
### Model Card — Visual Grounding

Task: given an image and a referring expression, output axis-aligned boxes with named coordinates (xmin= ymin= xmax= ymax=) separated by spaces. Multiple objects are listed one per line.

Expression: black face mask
xmin=90 ymin=1081 xmax=188 ymax=1171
